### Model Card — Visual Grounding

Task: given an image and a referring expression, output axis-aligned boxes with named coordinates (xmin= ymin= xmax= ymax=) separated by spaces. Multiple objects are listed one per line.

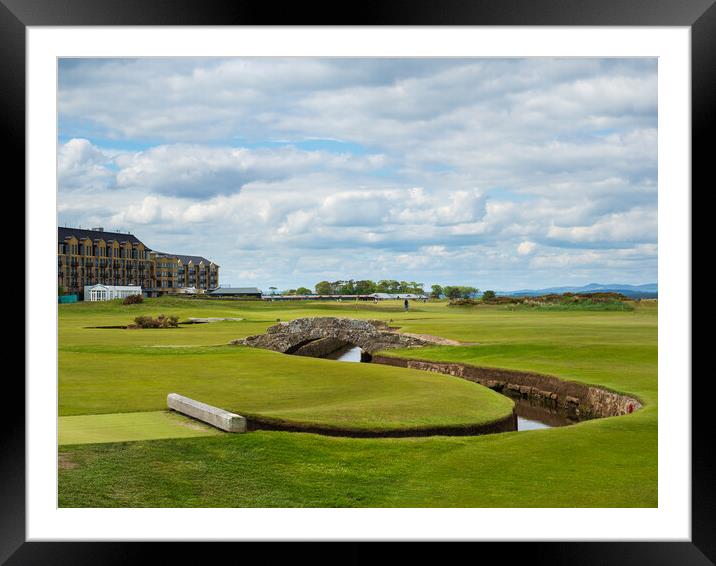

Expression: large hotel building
xmin=58 ymin=226 xmax=219 ymax=296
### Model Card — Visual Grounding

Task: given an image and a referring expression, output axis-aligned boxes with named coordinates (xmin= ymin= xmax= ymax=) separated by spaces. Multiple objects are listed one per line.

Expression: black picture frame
xmin=7 ymin=1 xmax=704 ymax=563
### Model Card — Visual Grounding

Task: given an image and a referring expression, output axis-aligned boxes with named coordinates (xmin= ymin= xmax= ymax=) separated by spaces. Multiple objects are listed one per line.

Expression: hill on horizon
xmin=498 ymin=282 xmax=657 ymax=299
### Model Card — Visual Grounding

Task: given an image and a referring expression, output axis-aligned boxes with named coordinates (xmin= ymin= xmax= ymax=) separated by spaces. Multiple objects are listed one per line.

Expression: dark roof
xmin=208 ymin=287 xmax=262 ymax=295
xmin=58 ymin=226 xmax=145 ymax=246
xmin=153 ymin=251 xmax=217 ymax=266
xmin=59 ymin=227 xmax=218 ymax=265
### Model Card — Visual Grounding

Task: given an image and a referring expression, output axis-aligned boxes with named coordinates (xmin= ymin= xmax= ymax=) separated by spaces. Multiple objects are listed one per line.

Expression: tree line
xmin=429 ymin=285 xmax=480 ymax=299
xmin=313 ymin=280 xmax=426 ymax=295
xmin=278 ymin=281 xmax=484 ymax=299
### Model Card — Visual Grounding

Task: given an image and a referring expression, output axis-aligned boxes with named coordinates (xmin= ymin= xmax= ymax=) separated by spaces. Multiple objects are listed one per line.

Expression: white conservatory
xmin=84 ymin=284 xmax=143 ymax=302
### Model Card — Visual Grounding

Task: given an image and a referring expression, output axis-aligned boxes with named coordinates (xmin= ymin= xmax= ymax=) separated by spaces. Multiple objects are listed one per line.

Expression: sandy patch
xmin=399 ymin=332 xmax=473 ymax=346
xmin=188 ymin=317 xmax=244 ymax=323
xmin=142 ymin=344 xmax=199 ymax=348
xmin=58 ymin=452 xmax=78 ymax=470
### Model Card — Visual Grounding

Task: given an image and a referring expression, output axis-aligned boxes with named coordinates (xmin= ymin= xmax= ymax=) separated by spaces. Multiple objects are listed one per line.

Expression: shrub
xmin=487 ymin=296 xmax=524 ymax=304
xmin=129 ymin=314 xmax=179 ymax=329
xmin=123 ymin=294 xmax=144 ymax=305
xmin=514 ymin=293 xmax=633 ymax=311
xmin=448 ymin=298 xmax=478 ymax=306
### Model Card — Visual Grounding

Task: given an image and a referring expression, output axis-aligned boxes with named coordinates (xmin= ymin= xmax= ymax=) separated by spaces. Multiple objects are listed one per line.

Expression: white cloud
xmin=113 ymin=143 xmax=386 ymax=198
xmin=546 ymin=208 xmax=657 ymax=244
xmin=58 ymin=138 xmax=115 ymax=191
xmin=58 ymin=57 xmax=658 ymax=289
xmin=517 ymin=241 xmax=537 ymax=255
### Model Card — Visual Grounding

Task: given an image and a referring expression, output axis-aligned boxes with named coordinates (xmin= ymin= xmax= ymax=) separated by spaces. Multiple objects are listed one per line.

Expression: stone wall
xmin=371 ymin=355 xmax=642 ymax=419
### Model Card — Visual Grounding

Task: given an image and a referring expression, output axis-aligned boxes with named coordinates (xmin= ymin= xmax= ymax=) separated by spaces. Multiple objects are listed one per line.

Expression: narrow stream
xmin=327 ymin=345 xmax=578 ymax=431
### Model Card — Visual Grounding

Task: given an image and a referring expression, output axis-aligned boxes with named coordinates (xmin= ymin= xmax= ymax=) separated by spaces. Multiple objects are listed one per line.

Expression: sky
xmin=57 ymin=57 xmax=657 ymax=292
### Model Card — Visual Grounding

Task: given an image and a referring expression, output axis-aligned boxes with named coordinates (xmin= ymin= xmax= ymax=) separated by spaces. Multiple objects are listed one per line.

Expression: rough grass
xmin=58 ymin=297 xmax=658 ymax=507
xmin=513 ymin=300 xmax=634 ymax=311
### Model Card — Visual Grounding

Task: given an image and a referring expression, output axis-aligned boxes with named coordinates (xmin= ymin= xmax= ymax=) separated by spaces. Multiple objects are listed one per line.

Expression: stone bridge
xmin=231 ymin=317 xmax=433 ymax=356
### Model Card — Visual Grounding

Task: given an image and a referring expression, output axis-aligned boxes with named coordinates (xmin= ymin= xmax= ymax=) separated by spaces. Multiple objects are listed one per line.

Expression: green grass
xmin=59 ymin=346 xmax=513 ymax=430
xmin=59 ymin=411 xmax=221 ymax=445
xmin=58 ymin=297 xmax=658 ymax=507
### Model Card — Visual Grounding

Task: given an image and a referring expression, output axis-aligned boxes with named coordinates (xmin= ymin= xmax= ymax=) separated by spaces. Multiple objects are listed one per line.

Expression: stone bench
xmin=167 ymin=393 xmax=246 ymax=432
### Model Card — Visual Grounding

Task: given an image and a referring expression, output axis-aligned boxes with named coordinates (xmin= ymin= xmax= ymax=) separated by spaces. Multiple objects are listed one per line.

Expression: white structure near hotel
xmin=176 ymin=286 xmax=198 ymax=294
xmin=84 ymin=284 xmax=143 ymax=302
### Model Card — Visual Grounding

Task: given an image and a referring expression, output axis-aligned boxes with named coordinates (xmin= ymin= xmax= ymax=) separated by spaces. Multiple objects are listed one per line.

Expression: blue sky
xmin=57 ymin=58 xmax=657 ymax=291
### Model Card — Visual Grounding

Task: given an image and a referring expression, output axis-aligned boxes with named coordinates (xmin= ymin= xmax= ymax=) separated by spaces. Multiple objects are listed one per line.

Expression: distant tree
xmin=315 ymin=281 xmax=332 ymax=295
xmin=338 ymin=279 xmax=356 ymax=295
xmin=430 ymin=285 xmax=443 ymax=299
xmin=482 ymin=290 xmax=497 ymax=301
xmin=444 ymin=286 xmax=461 ymax=300
xmin=328 ymin=280 xmax=345 ymax=294
xmin=269 ymin=286 xmax=278 ymax=295
xmin=462 ymin=286 xmax=479 ymax=299
xmin=296 ymin=287 xmax=312 ymax=295
xmin=377 ymin=279 xmax=400 ymax=294
xmin=444 ymin=286 xmax=479 ymax=300
xmin=397 ymin=281 xmax=424 ymax=294
xmin=284 ymin=289 xmax=297 ymax=295
xmin=354 ymin=280 xmax=377 ymax=294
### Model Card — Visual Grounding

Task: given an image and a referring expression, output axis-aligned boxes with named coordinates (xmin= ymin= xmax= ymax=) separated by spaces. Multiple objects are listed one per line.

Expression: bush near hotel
xmin=122 ymin=294 xmax=144 ymax=305
xmin=129 ymin=314 xmax=179 ymax=329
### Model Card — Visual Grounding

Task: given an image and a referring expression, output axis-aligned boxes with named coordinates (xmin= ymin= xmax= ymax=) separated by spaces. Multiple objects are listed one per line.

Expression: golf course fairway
xmin=58 ymin=297 xmax=657 ymax=508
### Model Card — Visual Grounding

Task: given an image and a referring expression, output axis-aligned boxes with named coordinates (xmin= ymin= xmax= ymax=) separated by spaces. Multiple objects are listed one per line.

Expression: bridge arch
xmin=233 ymin=317 xmax=432 ymax=354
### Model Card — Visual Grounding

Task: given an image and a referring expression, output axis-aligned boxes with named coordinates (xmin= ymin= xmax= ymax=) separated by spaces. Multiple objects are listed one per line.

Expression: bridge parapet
xmin=231 ymin=316 xmax=431 ymax=354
